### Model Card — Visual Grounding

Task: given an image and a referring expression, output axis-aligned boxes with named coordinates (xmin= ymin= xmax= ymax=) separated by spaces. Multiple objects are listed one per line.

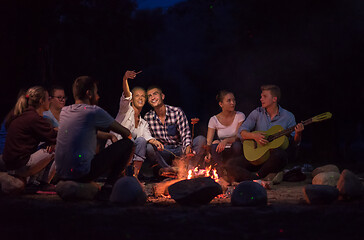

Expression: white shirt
xmin=208 ymin=111 xmax=245 ymax=140
xmin=106 ymin=92 xmax=153 ymax=147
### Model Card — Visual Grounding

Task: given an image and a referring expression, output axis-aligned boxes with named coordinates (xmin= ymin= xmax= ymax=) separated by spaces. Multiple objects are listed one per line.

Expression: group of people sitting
xmin=0 ymin=70 xmax=304 ymax=199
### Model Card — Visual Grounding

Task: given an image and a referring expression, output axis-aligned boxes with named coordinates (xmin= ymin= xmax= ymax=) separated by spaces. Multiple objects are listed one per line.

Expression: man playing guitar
xmin=226 ymin=84 xmax=304 ymax=182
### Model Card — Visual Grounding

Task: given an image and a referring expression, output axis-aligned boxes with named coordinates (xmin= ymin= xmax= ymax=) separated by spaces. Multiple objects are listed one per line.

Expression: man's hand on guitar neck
xmin=294 ymin=123 xmax=304 ymax=144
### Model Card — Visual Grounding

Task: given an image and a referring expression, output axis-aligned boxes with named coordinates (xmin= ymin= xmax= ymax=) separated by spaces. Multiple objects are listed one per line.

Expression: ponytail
xmin=13 ymin=86 xmax=46 ymax=117
xmin=13 ymin=94 xmax=28 ymax=117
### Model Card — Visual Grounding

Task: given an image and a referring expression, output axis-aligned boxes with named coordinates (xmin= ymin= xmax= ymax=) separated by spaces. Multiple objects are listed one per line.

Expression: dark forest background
xmin=0 ymin=0 xmax=363 ymax=168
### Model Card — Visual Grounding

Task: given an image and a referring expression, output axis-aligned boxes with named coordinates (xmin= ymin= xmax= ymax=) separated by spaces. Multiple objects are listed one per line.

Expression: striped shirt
xmin=144 ymin=105 xmax=191 ymax=149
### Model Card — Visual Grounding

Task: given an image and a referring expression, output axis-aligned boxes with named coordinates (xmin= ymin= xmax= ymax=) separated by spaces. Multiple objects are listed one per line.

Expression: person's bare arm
xmin=241 ymin=130 xmax=268 ymax=145
xmin=205 ymin=127 xmax=215 ymax=160
xmin=97 ymin=131 xmax=118 ymax=143
xmin=109 ymin=121 xmax=131 ymax=139
xmin=148 ymin=138 xmax=164 ymax=151
xmin=122 ymin=70 xmax=142 ymax=98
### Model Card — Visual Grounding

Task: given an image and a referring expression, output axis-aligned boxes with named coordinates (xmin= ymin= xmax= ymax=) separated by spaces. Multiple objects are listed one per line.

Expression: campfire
xmin=187 ymin=166 xmax=219 ymax=182
xmin=152 ymin=156 xmax=230 ymax=200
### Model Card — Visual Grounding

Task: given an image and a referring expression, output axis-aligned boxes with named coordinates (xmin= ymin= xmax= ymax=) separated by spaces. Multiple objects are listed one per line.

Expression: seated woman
xmin=0 ymin=89 xmax=25 ymax=171
xmin=205 ymin=90 xmax=245 ymax=176
xmin=43 ymin=85 xmax=67 ymax=128
xmin=105 ymin=70 xmax=163 ymax=177
xmin=2 ymin=86 xmax=57 ymax=191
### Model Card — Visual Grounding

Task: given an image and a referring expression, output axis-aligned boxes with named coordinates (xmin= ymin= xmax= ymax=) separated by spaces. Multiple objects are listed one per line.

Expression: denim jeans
xmin=146 ymin=135 xmax=206 ymax=168
xmin=133 ymin=137 xmax=147 ymax=162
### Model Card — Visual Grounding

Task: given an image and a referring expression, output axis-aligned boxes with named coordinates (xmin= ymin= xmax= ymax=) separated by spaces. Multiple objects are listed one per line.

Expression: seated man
xmin=106 ymin=70 xmax=163 ymax=176
xmin=144 ymin=86 xmax=206 ymax=172
xmin=227 ymin=84 xmax=304 ymax=182
xmin=55 ymin=76 xmax=134 ymax=200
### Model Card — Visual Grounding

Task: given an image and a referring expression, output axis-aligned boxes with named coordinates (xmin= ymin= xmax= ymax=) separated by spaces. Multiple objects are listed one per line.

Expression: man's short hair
xmin=72 ymin=76 xmax=97 ymax=100
xmin=261 ymin=84 xmax=281 ymax=102
xmin=146 ymin=85 xmax=163 ymax=94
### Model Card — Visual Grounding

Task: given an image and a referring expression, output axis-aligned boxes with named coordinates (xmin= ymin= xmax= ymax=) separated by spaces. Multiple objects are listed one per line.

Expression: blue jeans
xmin=133 ymin=137 xmax=147 ymax=162
xmin=146 ymin=135 xmax=206 ymax=168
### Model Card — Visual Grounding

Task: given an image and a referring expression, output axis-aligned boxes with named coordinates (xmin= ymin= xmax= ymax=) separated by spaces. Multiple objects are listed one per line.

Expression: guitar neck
xmin=268 ymin=118 xmax=312 ymax=141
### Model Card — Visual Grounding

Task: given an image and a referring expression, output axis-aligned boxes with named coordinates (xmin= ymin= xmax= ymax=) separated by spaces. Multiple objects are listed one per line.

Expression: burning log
xmin=168 ymin=177 xmax=223 ymax=205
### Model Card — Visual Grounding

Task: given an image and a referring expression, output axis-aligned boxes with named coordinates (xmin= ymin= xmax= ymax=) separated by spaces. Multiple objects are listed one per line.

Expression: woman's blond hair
xmin=13 ymin=86 xmax=47 ymax=116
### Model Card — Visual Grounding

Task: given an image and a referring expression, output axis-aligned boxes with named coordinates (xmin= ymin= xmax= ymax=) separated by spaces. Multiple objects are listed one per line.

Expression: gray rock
xmin=303 ymin=184 xmax=339 ymax=204
xmin=110 ymin=176 xmax=147 ymax=205
xmin=312 ymin=172 xmax=341 ymax=186
xmin=56 ymin=180 xmax=100 ymax=201
xmin=0 ymin=172 xmax=25 ymax=195
xmin=337 ymin=169 xmax=364 ymax=199
xmin=168 ymin=177 xmax=222 ymax=205
xmin=231 ymin=181 xmax=267 ymax=206
xmin=312 ymin=164 xmax=340 ymax=178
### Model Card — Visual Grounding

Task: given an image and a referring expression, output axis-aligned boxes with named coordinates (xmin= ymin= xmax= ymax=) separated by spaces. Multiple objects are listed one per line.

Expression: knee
xmin=146 ymin=143 xmax=156 ymax=155
xmin=135 ymin=137 xmax=147 ymax=146
xmin=193 ymin=135 xmax=206 ymax=148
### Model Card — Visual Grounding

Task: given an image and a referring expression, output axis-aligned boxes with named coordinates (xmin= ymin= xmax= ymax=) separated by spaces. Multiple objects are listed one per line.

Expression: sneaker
xmin=283 ymin=166 xmax=306 ymax=182
xmin=159 ymin=167 xmax=178 ymax=178
xmin=264 ymin=171 xmax=284 ymax=185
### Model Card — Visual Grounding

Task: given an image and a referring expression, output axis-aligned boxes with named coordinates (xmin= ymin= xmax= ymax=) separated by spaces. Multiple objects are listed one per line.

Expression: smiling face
xmin=219 ymin=93 xmax=236 ymax=112
xmin=50 ymin=89 xmax=66 ymax=110
xmin=132 ymin=88 xmax=146 ymax=110
xmin=147 ymin=88 xmax=164 ymax=108
xmin=260 ymin=90 xmax=277 ymax=109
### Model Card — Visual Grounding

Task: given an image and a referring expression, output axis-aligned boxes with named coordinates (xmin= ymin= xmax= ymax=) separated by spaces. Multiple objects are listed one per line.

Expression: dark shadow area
xmin=0 ymin=1 xmax=363 ymax=170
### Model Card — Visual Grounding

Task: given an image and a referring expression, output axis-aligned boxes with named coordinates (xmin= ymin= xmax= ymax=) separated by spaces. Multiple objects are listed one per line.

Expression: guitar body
xmin=243 ymin=125 xmax=289 ymax=165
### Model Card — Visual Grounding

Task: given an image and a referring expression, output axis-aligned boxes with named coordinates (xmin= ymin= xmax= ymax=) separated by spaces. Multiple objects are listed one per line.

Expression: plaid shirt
xmin=144 ymin=105 xmax=191 ymax=149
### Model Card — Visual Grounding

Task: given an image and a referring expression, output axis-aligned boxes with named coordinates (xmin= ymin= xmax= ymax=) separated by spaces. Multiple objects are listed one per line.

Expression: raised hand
xmin=123 ymin=70 xmax=142 ymax=80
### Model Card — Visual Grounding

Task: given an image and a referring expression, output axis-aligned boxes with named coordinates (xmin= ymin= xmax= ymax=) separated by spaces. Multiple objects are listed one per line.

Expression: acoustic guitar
xmin=243 ymin=112 xmax=332 ymax=165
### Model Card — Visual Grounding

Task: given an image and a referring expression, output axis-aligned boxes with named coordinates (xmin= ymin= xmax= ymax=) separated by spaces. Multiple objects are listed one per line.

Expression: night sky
xmin=137 ymin=0 xmax=185 ymax=9
xmin=0 ymin=0 xmax=363 ymax=166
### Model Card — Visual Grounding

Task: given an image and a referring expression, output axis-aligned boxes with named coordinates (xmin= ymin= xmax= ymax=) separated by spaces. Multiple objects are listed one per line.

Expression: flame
xmin=187 ymin=169 xmax=193 ymax=180
xmin=186 ymin=165 xmax=219 ymax=182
